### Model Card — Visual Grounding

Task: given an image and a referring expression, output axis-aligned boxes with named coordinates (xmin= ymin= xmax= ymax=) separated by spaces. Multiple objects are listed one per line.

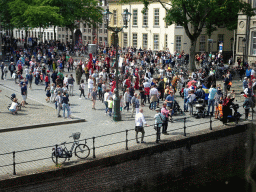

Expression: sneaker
xmin=137 ymin=141 xmax=140 ymax=143
xmin=141 ymin=141 xmax=146 ymax=143
xmin=79 ymin=98 xmax=82 ymax=99
xmin=58 ymin=115 xmax=61 ymax=117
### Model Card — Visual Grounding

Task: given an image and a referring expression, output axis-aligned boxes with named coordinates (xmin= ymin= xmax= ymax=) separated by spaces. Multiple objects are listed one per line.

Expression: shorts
xmin=88 ymin=88 xmax=93 ymax=94
xmin=9 ymin=108 xmax=16 ymax=112
xmin=22 ymin=95 xmax=27 ymax=101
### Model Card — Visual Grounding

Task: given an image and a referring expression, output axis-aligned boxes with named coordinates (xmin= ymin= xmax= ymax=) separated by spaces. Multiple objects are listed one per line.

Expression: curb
xmin=0 ymin=118 xmax=86 ymax=133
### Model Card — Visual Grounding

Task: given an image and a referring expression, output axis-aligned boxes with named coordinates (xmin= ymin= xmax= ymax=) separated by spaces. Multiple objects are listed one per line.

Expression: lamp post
xmin=242 ymin=37 xmax=246 ymax=65
xmin=103 ymin=9 xmax=112 ymax=47
xmin=103 ymin=8 xmax=131 ymax=121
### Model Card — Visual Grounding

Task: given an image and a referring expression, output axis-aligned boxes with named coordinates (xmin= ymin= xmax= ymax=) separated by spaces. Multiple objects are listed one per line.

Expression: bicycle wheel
xmin=75 ymin=144 xmax=90 ymax=159
xmin=51 ymin=151 xmax=67 ymax=164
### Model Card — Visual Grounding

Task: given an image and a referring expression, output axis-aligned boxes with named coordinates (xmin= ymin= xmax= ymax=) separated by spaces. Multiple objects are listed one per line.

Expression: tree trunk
xmin=54 ymin=26 xmax=56 ymax=41
xmin=189 ymin=39 xmax=197 ymax=72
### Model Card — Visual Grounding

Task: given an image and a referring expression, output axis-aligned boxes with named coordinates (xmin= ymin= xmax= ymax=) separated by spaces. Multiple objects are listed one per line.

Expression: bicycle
xmin=52 ymin=132 xmax=90 ymax=164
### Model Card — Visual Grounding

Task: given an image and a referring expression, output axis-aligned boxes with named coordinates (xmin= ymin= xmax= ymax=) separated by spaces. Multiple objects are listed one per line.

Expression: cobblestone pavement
xmin=0 ymin=84 xmax=84 ymax=131
xmin=0 ymin=70 xmax=250 ymax=180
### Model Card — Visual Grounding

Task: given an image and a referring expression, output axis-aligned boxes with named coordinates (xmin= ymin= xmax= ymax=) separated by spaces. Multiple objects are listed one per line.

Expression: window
xmin=84 ymin=28 xmax=87 ymax=33
xmin=251 ymin=32 xmax=256 ymax=55
xmin=84 ymin=36 xmax=87 ymax=40
xmin=123 ymin=33 xmax=128 ymax=48
xmin=58 ymin=34 xmax=61 ymax=39
xmin=62 ymin=35 xmax=65 ymax=38
xmin=199 ymin=35 xmax=206 ymax=52
xmin=142 ymin=10 xmax=148 ymax=26
xmin=88 ymin=28 xmax=91 ymax=33
xmin=99 ymin=37 xmax=102 ymax=44
xmin=154 ymin=9 xmax=160 ymax=26
xmin=58 ymin=27 xmax=61 ymax=31
xmin=165 ymin=34 xmax=168 ymax=50
xmin=113 ymin=10 xmax=117 ymax=25
xmin=142 ymin=34 xmax=148 ymax=49
xmin=175 ymin=36 xmax=181 ymax=52
xmin=88 ymin=36 xmax=91 ymax=44
xmin=132 ymin=33 xmax=137 ymax=48
xmin=153 ymin=34 xmax=159 ymax=50
xmin=132 ymin=9 xmax=138 ymax=26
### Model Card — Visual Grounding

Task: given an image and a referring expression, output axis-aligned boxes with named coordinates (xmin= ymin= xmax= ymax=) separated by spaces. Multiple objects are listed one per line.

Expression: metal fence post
xmin=184 ymin=117 xmax=186 ymax=136
xmin=156 ymin=123 xmax=160 ymax=143
xmin=210 ymin=115 xmax=212 ymax=130
xmin=126 ymin=130 xmax=128 ymax=150
xmin=55 ymin=144 xmax=58 ymax=166
xmin=93 ymin=137 xmax=96 ymax=158
xmin=13 ymin=151 xmax=16 ymax=175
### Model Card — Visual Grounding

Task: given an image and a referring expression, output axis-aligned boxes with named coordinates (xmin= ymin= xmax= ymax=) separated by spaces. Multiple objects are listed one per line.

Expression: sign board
xmin=219 ymin=43 xmax=223 ymax=53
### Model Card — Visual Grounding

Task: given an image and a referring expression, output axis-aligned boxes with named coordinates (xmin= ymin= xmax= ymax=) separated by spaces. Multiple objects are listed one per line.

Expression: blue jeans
xmin=63 ymin=103 xmax=70 ymax=118
xmin=104 ymin=101 xmax=108 ymax=113
xmin=152 ymin=101 xmax=157 ymax=110
xmin=208 ymin=99 xmax=215 ymax=115
xmin=109 ymin=108 xmax=112 ymax=116
xmin=184 ymin=98 xmax=188 ymax=111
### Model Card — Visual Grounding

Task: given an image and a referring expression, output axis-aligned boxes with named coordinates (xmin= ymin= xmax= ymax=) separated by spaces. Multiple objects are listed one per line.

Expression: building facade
xmin=236 ymin=0 xmax=256 ymax=66
xmin=109 ymin=0 xmax=233 ymax=60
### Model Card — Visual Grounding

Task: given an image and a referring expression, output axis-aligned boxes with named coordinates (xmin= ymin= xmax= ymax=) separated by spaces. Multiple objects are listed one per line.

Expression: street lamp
xmin=103 ymin=9 xmax=112 ymax=47
xmin=103 ymin=8 xmax=131 ymax=121
xmin=242 ymin=37 xmax=246 ymax=65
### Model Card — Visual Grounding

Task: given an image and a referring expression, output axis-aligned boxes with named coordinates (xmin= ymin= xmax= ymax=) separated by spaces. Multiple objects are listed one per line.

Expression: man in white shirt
xmin=150 ymin=85 xmax=159 ymax=110
xmin=88 ymin=75 xmax=94 ymax=99
xmin=104 ymin=89 xmax=110 ymax=114
xmin=99 ymin=69 xmax=107 ymax=82
xmin=135 ymin=108 xmax=149 ymax=143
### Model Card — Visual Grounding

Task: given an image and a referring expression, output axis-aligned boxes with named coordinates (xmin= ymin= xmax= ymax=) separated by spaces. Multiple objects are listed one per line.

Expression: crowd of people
xmin=1 ymin=40 xmax=255 ymax=143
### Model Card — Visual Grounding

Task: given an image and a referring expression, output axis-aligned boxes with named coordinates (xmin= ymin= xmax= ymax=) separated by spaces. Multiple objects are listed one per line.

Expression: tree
xmin=41 ymin=0 xmax=103 ymax=46
xmin=122 ymin=0 xmax=254 ymax=71
xmin=8 ymin=0 xmax=63 ymax=42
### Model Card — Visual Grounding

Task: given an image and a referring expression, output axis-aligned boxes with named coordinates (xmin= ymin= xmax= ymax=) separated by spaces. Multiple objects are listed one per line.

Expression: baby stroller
xmin=194 ymin=98 xmax=207 ymax=118
xmin=172 ymin=100 xmax=183 ymax=115
xmin=6 ymin=93 xmax=22 ymax=111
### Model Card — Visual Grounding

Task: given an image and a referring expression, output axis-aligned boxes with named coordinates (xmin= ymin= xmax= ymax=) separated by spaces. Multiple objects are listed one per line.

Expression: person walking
xmin=131 ymin=93 xmax=140 ymax=117
xmin=1 ymin=62 xmax=4 ymax=80
xmin=154 ymin=107 xmax=165 ymax=142
xmin=55 ymin=91 xmax=62 ymax=117
xmin=62 ymin=92 xmax=70 ymax=118
xmin=135 ymin=108 xmax=149 ymax=144
xmin=123 ymin=88 xmax=130 ymax=112
xmin=161 ymin=103 xmax=169 ymax=135
xmin=207 ymin=84 xmax=217 ymax=116
xmin=92 ymin=87 xmax=97 ymax=110
xmin=150 ymin=85 xmax=159 ymax=110
xmin=67 ymin=74 xmax=75 ymax=96
xmin=79 ymin=80 xmax=86 ymax=99
xmin=88 ymin=75 xmax=94 ymax=100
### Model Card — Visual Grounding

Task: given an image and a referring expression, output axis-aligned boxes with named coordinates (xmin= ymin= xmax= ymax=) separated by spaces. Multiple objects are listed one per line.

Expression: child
xmin=79 ymin=80 xmax=86 ymax=99
xmin=108 ymin=97 xmax=113 ymax=116
xmin=46 ymin=87 xmax=51 ymax=102
xmin=120 ymin=95 xmax=124 ymax=113
xmin=92 ymin=87 xmax=97 ymax=110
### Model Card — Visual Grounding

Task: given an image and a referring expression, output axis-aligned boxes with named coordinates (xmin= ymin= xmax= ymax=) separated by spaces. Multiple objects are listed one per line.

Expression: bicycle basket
xmin=72 ymin=132 xmax=81 ymax=140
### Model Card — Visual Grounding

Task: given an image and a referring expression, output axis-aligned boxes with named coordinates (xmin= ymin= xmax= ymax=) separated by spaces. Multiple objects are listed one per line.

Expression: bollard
xmin=93 ymin=137 xmax=96 ymax=159
xmin=210 ymin=115 xmax=212 ymax=130
xmin=156 ymin=123 xmax=160 ymax=143
xmin=13 ymin=151 xmax=16 ymax=175
xmin=184 ymin=117 xmax=186 ymax=136
xmin=126 ymin=130 xmax=128 ymax=150
xmin=55 ymin=144 xmax=58 ymax=166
